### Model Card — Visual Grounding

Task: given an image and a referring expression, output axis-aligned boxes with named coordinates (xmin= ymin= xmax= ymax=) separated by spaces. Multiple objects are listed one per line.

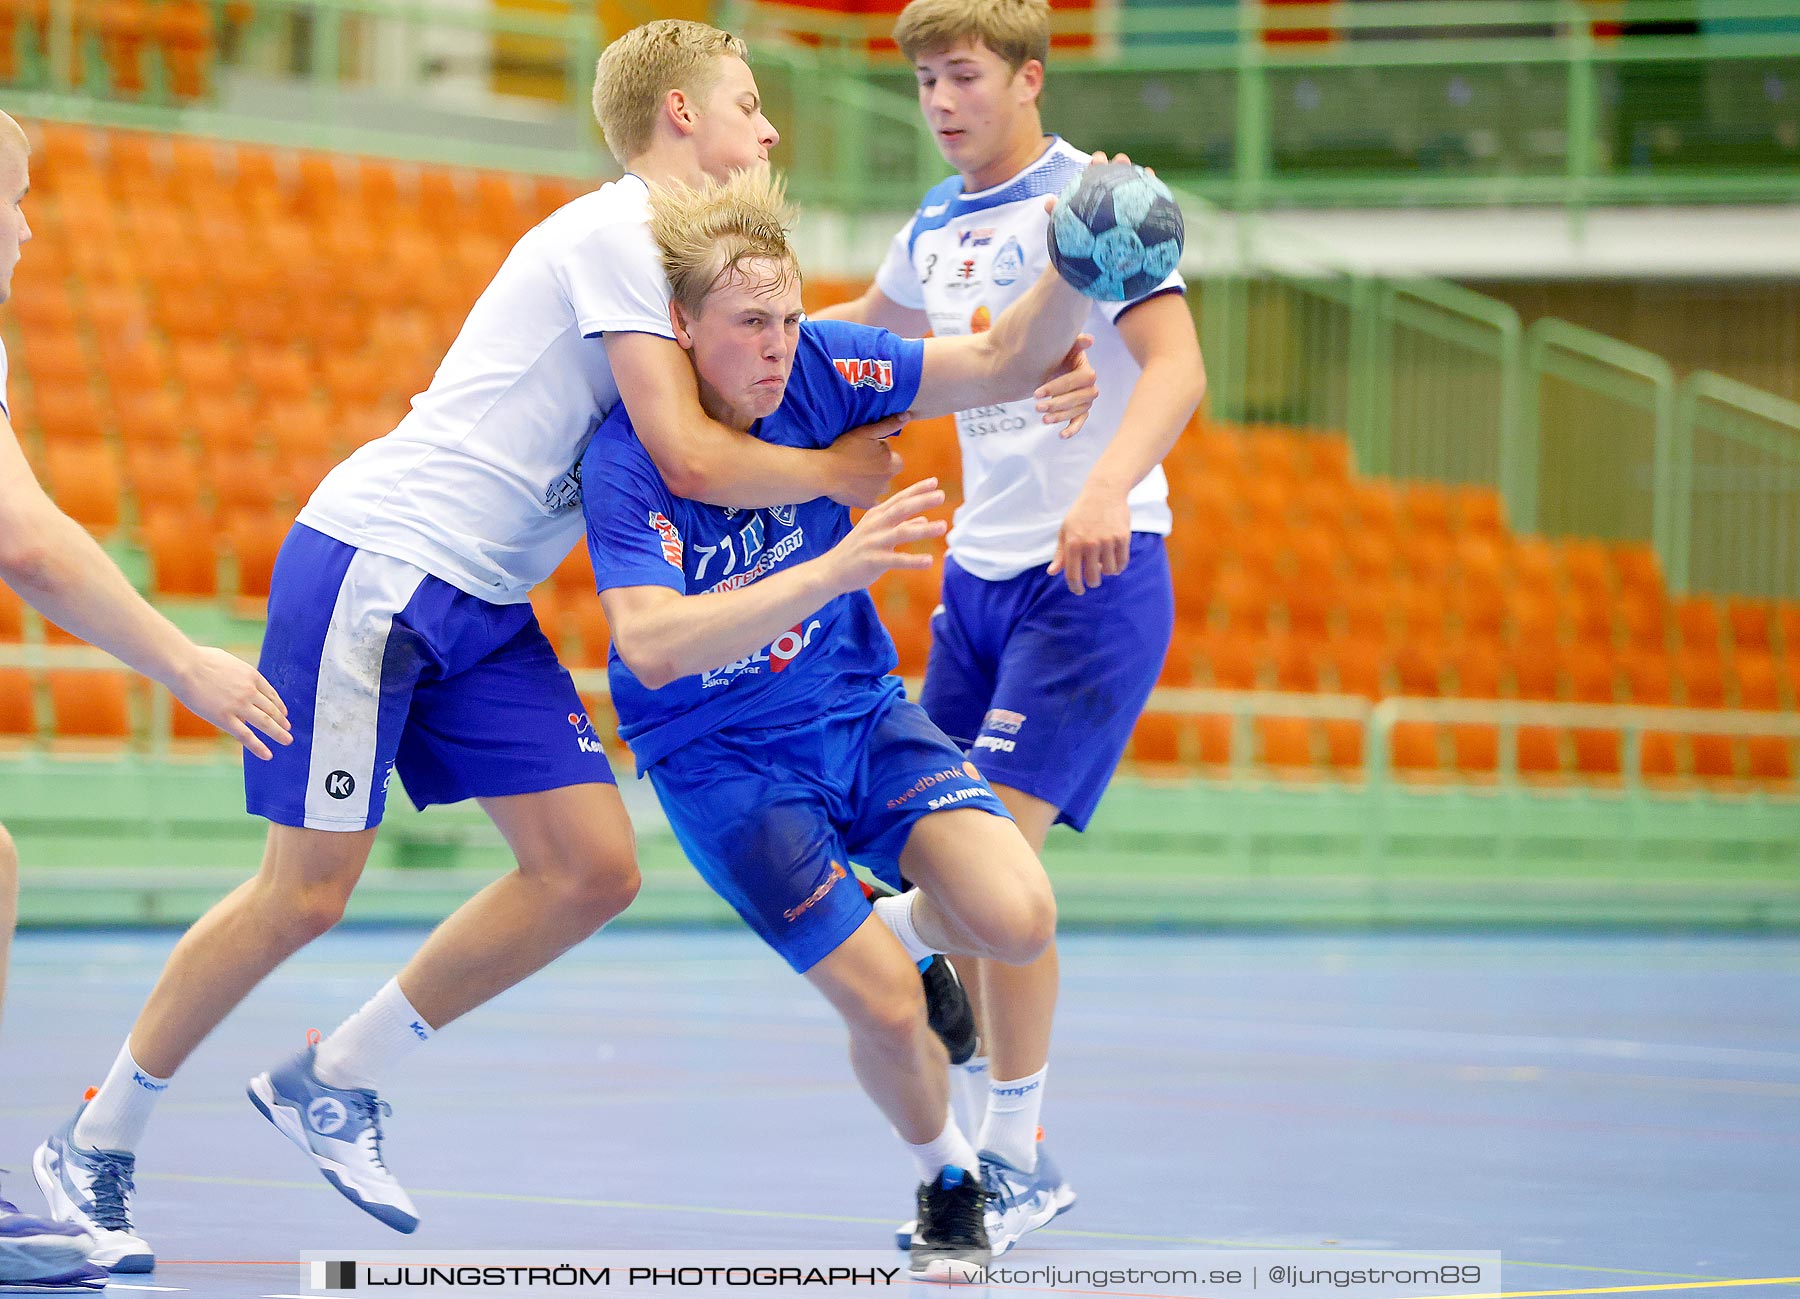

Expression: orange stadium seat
xmin=34 ymin=386 xmax=109 ymax=445
xmin=44 ymin=443 xmax=121 ymax=530
xmin=48 ymin=669 xmax=132 ymax=741
xmin=115 ymin=389 xmax=186 ymax=445
xmin=125 ymin=443 xmax=205 ymax=517
xmin=1776 ymin=604 xmax=1800 ymax=658
xmin=1734 ymin=654 xmax=1783 ymax=711
xmin=227 ymin=509 xmax=287 ymax=605
xmin=0 ymin=668 xmax=34 ymax=738
xmin=1256 ymin=715 xmax=1314 ymax=773
xmin=0 ymin=585 xmax=24 ymax=640
xmin=1390 ymin=720 xmax=1442 ymax=777
xmin=565 ymin=599 xmax=610 ymax=668
xmin=1202 ymin=631 xmax=1260 ymax=691
xmin=142 ymin=507 xmax=219 ymax=597
xmin=1130 ymin=714 xmax=1182 ymax=766
xmin=1726 ymin=599 xmax=1774 ymax=654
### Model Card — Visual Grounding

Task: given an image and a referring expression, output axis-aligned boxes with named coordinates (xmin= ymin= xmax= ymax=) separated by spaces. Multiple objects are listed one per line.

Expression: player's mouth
xmin=937 ymin=127 xmax=965 ymax=143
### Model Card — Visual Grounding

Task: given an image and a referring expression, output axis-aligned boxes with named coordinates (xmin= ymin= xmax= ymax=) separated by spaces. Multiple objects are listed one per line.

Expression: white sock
xmin=73 ymin=1042 xmax=169 ymax=1154
xmin=873 ymin=891 xmax=940 ymax=966
xmin=313 ymin=978 xmax=434 ymax=1092
xmin=950 ymin=1056 xmax=990 ymax=1138
xmin=903 ymin=1111 xmax=981 ymax=1185
xmin=977 ymin=1065 xmax=1046 ymax=1172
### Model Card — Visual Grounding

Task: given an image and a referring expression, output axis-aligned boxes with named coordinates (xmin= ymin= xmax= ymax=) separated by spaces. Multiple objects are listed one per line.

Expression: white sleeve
xmin=1101 ymin=267 xmax=1187 ymax=325
xmin=872 ymin=217 xmax=925 ymax=312
xmin=560 ymin=220 xmax=675 ymax=340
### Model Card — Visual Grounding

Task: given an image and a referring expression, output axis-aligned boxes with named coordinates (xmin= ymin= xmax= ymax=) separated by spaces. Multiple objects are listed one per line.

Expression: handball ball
xmin=1047 ymin=162 xmax=1185 ymax=301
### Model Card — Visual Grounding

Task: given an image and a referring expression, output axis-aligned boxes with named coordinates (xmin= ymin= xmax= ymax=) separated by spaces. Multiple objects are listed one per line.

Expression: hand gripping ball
xmin=1047 ymin=161 xmax=1185 ymax=301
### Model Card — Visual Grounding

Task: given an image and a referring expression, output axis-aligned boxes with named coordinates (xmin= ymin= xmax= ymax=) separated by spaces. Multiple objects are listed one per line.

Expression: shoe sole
xmin=909 ymin=1255 xmax=989 ymax=1285
xmin=247 ymin=1074 xmax=420 ymax=1234
xmin=0 ymin=1234 xmax=94 ymax=1280
xmin=28 ymin=1144 xmax=155 ymax=1274
xmin=0 ymin=1279 xmax=108 ymax=1294
xmin=894 ymin=1188 xmax=1077 ymax=1252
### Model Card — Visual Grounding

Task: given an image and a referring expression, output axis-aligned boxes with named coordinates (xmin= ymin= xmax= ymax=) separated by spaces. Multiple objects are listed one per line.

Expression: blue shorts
xmin=921 ymin=532 xmax=1174 ymax=831
xmin=648 ymin=686 xmax=1011 ymax=973
xmin=246 ymin=524 xmax=614 ymax=831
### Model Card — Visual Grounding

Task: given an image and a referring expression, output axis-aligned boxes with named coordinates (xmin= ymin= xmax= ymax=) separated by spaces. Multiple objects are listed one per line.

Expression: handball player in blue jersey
xmin=581 ymin=171 xmax=1095 ymax=1279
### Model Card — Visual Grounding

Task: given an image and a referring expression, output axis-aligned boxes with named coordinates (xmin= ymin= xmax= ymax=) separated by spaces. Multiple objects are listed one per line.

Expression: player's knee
xmin=990 ymin=882 xmax=1057 ymax=966
xmin=265 ymin=876 xmax=355 ymax=943
xmin=845 ymin=975 xmax=927 ymax=1049
xmin=560 ymin=851 xmax=641 ymax=927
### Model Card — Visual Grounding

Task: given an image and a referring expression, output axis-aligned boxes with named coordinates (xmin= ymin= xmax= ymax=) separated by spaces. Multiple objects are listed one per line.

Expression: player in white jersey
xmin=0 ymin=110 xmax=290 ymax=1293
xmin=814 ymin=0 xmax=1207 ymax=1249
xmin=36 ymin=21 xmax=1091 ymax=1268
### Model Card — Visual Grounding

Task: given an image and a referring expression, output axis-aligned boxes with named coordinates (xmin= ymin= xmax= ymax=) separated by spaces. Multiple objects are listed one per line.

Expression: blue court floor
xmin=2 ymin=931 xmax=1797 ymax=1298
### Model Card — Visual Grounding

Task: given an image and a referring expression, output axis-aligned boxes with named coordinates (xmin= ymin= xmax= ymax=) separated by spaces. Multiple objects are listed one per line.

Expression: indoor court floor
xmin=2 ymin=929 xmax=1795 ymax=1298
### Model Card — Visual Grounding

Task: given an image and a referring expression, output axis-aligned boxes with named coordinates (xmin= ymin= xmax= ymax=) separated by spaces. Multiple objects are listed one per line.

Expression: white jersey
xmin=300 ymin=175 xmax=673 ymax=604
xmin=874 ymin=137 xmax=1182 ymax=581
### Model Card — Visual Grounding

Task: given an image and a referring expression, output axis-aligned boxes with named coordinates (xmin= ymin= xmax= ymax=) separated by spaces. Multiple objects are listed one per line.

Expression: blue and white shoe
xmin=247 ymin=1046 xmax=419 ymax=1234
xmin=0 ymin=1185 xmax=98 ymax=1290
xmin=894 ymin=1144 xmax=1076 ymax=1253
xmin=31 ymin=1111 xmax=153 ymax=1275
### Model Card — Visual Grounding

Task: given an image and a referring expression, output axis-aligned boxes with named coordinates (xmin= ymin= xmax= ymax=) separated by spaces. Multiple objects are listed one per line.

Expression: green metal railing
xmin=732 ymin=0 xmax=1800 ymax=212
xmin=1675 ymin=371 xmax=1800 ymax=600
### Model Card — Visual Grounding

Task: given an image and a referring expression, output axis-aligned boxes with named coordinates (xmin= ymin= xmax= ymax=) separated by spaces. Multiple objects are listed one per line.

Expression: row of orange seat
xmin=1131 ymin=713 xmax=1797 ymax=786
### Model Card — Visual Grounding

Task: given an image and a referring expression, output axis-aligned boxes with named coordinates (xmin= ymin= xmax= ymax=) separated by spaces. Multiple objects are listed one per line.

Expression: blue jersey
xmin=582 ymin=320 xmax=926 ymax=769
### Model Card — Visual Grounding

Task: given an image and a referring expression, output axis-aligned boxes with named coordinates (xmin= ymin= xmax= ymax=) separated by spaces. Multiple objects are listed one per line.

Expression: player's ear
xmin=665 ymin=87 xmax=698 ymax=138
xmin=669 ymin=300 xmax=694 ymax=350
xmin=1016 ymin=59 xmax=1044 ymax=105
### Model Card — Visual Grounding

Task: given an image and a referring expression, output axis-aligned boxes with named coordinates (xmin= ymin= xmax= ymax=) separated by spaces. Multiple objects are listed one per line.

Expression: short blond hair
xmin=648 ymin=170 xmax=800 ymax=318
xmin=592 ymin=20 xmax=748 ymax=168
xmin=894 ymin=0 xmax=1049 ymax=75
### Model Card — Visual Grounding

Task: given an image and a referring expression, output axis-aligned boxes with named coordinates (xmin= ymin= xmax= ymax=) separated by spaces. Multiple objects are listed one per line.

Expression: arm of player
xmin=0 ymin=418 xmax=291 ymax=756
xmin=602 ymin=478 xmax=946 ymax=691
xmin=1048 ymin=293 xmax=1206 ymax=595
xmin=808 ymin=282 xmax=930 ymax=336
xmin=817 ymin=283 xmax=1098 ymax=436
xmin=607 ymin=333 xmax=902 ymax=511
xmin=907 ymin=264 xmax=1093 ymax=421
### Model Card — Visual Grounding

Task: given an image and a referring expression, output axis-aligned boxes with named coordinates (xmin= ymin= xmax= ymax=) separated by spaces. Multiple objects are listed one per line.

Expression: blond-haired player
xmin=0 ymin=110 xmax=290 ymax=1292
xmin=582 ymin=168 xmax=1096 ymax=1275
xmin=814 ymin=0 xmax=1207 ymax=1251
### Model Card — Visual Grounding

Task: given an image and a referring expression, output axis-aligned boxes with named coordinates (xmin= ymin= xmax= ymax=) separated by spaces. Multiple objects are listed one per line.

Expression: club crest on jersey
xmin=992 ymin=236 xmax=1025 ymax=286
xmin=771 ymin=503 xmax=797 ymax=527
xmin=833 ymin=357 xmax=894 ymax=391
xmin=647 ymin=510 xmax=683 ymax=568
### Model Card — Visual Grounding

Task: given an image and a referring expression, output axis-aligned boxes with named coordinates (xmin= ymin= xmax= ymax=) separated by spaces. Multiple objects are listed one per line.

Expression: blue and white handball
xmin=1047 ymin=162 xmax=1185 ymax=301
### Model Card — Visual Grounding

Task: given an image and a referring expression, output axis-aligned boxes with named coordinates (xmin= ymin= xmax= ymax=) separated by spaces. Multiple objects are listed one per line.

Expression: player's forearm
xmin=982 ymin=268 xmax=1091 ymax=395
xmin=674 ymin=429 xmax=835 ymax=511
xmin=611 ymin=559 xmax=846 ymax=691
xmin=1084 ymin=355 xmax=1206 ymax=496
xmin=1 ymin=506 xmax=197 ymax=687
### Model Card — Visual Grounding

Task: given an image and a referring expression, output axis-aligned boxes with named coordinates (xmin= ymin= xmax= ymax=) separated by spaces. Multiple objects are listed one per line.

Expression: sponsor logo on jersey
xmin=928 ymin=786 xmax=987 ymax=811
xmin=974 ymin=734 xmax=1017 ymax=754
xmin=324 ymin=770 xmax=356 ymax=799
xmin=648 ymin=511 xmax=683 ymax=568
xmin=959 ymin=227 xmax=995 ymax=248
xmin=992 ymin=236 xmax=1025 ymax=286
xmin=970 ymin=305 xmax=991 ymax=334
xmin=886 ymin=765 xmax=977 ymax=810
xmin=784 ymin=860 xmax=847 ymax=923
xmin=700 ymin=618 xmax=822 ymax=689
xmin=544 ymin=461 xmax=583 ymax=512
xmin=833 ymin=357 xmax=895 ymax=391
xmin=984 ymin=708 xmax=1025 ymax=735
xmin=956 ymin=404 xmax=1031 ymax=438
